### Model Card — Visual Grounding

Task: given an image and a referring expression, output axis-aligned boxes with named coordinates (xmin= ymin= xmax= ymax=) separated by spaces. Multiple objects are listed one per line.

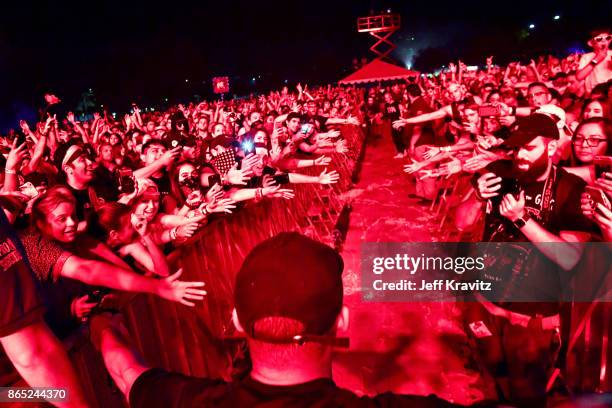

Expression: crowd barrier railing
xmin=67 ymin=124 xmax=366 ymax=406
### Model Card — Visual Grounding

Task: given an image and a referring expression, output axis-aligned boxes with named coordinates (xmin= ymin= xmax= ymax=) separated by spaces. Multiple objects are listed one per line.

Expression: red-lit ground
xmin=331 ymin=131 xmax=495 ymax=405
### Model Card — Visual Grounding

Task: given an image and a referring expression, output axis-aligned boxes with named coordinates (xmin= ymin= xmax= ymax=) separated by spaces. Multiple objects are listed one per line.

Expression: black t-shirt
xmin=130 ymin=369 xmax=461 ymax=408
xmin=91 ymin=166 xmax=119 ymax=203
xmin=479 ymin=163 xmax=596 ymax=315
xmin=382 ymin=102 xmax=401 ymax=122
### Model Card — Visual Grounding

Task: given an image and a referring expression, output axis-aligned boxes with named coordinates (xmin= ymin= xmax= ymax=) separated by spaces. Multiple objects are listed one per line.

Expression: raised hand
xmin=156 ymin=268 xmax=206 ymax=307
xmin=241 ymin=153 xmax=260 ymax=174
xmin=19 ymin=120 xmax=30 ymax=133
xmin=318 ymin=168 xmax=339 ymax=184
xmin=205 ymin=183 xmax=224 ymax=203
xmin=161 ymin=146 xmax=182 ymax=166
xmin=5 ymin=139 xmax=29 ymax=172
xmin=67 ymin=111 xmax=76 ymax=123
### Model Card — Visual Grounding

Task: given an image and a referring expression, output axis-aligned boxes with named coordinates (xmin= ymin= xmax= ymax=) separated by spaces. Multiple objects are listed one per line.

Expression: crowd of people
xmin=0 ymin=80 xmax=361 ymax=405
xmin=1 ymin=26 xmax=611 ymax=407
xmin=364 ymin=28 xmax=611 ymax=406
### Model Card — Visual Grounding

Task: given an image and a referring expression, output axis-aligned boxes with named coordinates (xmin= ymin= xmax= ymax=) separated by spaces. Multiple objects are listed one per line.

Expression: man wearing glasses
xmin=577 ymin=29 xmax=612 ymax=94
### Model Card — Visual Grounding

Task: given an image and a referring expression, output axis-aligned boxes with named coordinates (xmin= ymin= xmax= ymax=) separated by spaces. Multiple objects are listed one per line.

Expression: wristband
xmin=513 ymin=213 xmax=531 ymax=229
xmin=255 ymin=188 xmax=263 ymax=201
xmin=511 ymin=106 xmax=517 ymax=116
xmin=170 ymin=227 xmax=178 ymax=241
xmin=4 ymin=168 xmax=17 ymax=175
xmin=590 ymin=59 xmax=599 ymax=66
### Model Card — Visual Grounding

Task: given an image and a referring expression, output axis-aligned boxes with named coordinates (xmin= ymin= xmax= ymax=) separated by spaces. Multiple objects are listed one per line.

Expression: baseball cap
xmin=536 ymin=104 xmax=567 ymax=131
xmin=501 ymin=113 xmax=560 ymax=148
xmin=234 ymin=232 xmax=347 ymax=347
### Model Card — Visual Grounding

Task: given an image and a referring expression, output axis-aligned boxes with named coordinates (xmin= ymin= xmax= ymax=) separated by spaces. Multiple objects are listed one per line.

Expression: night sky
xmin=0 ymin=0 xmax=609 ymax=129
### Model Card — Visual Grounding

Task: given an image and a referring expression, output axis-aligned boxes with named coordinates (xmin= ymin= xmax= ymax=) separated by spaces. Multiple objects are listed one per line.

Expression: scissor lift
xmin=357 ymin=13 xmax=401 ymax=61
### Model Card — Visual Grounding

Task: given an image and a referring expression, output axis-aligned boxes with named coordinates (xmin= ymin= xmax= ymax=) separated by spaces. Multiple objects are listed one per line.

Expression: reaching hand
xmin=486 ymin=56 xmax=494 ymax=66
xmin=318 ymin=168 xmax=339 ymax=184
xmin=314 ymin=155 xmax=332 ymax=166
xmin=464 ymin=154 xmax=494 ymax=173
xmin=347 ymin=116 xmax=360 ymax=126
xmin=403 ymin=159 xmax=425 ymax=174
xmin=392 ymin=119 xmax=406 ymax=129
xmin=67 ymin=112 xmax=76 ymax=123
xmin=263 ymin=185 xmax=295 ymax=200
xmin=175 ymin=222 xmax=200 ymax=240
xmin=205 ymin=198 xmax=236 ymax=214
xmin=440 ymin=158 xmax=462 ymax=178
xmin=156 ymin=268 xmax=206 ymax=307
xmin=326 ymin=130 xmax=341 ymax=139
xmin=335 ymin=140 xmax=348 ymax=154
xmin=422 ymin=146 xmax=441 ymax=160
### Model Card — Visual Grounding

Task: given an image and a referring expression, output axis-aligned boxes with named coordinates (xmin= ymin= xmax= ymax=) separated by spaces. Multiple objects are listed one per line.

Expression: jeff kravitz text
xmin=370 ymin=253 xmax=492 ymax=293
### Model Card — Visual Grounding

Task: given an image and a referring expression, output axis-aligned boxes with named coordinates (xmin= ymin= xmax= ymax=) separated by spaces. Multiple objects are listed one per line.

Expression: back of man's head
xmin=234 ymin=232 xmax=345 ymax=367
